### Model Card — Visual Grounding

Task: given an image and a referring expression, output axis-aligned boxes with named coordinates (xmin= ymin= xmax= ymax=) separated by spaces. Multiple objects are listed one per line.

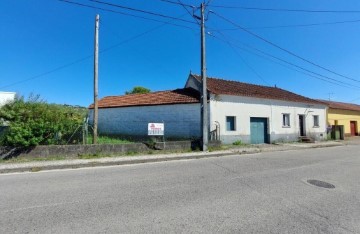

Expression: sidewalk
xmin=0 ymin=141 xmax=344 ymax=174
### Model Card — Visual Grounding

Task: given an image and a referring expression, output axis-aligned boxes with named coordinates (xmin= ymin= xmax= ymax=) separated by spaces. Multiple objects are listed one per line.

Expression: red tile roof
xmin=89 ymin=88 xmax=200 ymax=109
xmin=191 ymin=74 xmax=323 ymax=105
xmin=317 ymin=99 xmax=360 ymax=112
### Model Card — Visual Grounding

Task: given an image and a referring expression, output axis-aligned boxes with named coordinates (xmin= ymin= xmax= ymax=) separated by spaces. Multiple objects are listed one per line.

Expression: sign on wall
xmin=148 ymin=123 xmax=164 ymax=136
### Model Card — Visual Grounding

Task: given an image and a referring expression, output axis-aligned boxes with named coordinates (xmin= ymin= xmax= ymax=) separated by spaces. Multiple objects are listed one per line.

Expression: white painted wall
xmin=209 ymin=94 xmax=327 ymax=144
xmin=89 ymin=103 xmax=201 ymax=138
xmin=0 ymin=92 xmax=16 ymax=107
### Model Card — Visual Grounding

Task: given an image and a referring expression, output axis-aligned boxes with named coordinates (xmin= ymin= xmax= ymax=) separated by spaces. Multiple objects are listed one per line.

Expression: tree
xmin=125 ymin=86 xmax=151 ymax=95
xmin=0 ymin=95 xmax=87 ymax=147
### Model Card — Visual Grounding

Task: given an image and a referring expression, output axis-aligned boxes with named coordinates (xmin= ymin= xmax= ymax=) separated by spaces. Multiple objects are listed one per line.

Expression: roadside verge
xmin=0 ymin=141 xmax=344 ymax=174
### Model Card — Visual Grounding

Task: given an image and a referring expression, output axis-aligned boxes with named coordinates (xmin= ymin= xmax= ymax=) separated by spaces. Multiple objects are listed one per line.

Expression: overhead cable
xmin=212 ymin=12 xmax=360 ymax=84
xmin=89 ymin=0 xmax=197 ymax=24
xmin=58 ymin=0 xmax=196 ymax=30
xmin=209 ymin=32 xmax=360 ymax=90
xmin=208 ymin=4 xmax=360 ymax=13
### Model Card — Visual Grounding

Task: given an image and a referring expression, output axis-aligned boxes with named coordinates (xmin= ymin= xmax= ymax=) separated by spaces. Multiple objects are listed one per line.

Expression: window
xmin=282 ymin=114 xmax=290 ymax=127
xmin=313 ymin=115 xmax=319 ymax=127
xmin=226 ymin=116 xmax=236 ymax=131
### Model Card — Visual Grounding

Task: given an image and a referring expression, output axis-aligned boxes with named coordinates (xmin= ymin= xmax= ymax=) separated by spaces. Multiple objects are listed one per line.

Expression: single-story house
xmin=89 ymin=73 xmax=328 ymax=144
xmin=89 ymin=88 xmax=201 ymax=139
xmin=318 ymin=99 xmax=360 ymax=137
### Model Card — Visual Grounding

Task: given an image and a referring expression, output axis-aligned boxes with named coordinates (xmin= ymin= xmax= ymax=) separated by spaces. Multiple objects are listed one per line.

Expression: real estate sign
xmin=148 ymin=123 xmax=164 ymax=136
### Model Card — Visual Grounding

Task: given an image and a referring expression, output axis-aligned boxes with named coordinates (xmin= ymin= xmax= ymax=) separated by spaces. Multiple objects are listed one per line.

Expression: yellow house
xmin=319 ymin=100 xmax=360 ymax=137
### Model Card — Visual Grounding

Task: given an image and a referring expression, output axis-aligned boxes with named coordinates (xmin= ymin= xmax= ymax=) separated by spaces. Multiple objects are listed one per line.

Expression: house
xmin=89 ymin=73 xmax=328 ymax=144
xmin=89 ymin=88 xmax=201 ymax=139
xmin=0 ymin=92 xmax=16 ymax=107
xmin=186 ymin=74 xmax=327 ymax=144
xmin=317 ymin=99 xmax=360 ymax=137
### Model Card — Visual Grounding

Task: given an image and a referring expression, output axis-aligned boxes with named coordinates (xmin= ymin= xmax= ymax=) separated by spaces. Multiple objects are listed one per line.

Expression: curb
xmin=0 ymin=142 xmax=345 ymax=174
xmin=0 ymin=149 xmax=261 ymax=174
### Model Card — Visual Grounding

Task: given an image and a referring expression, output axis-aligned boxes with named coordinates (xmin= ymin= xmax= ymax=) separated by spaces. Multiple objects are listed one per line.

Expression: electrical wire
xmin=159 ymin=0 xmax=193 ymax=8
xmin=207 ymin=4 xmax=360 ymax=13
xmin=176 ymin=0 xmax=200 ymax=24
xmin=208 ymin=32 xmax=360 ymax=90
xmin=58 ymin=0 xmax=194 ymax=30
xmin=0 ymin=8 xmax=196 ymax=89
xmin=89 ymin=0 xmax=197 ymax=25
xmin=212 ymin=33 xmax=270 ymax=85
xmin=58 ymin=0 xmax=196 ymax=28
xmin=212 ymin=12 xmax=360 ymax=84
xmin=208 ymin=18 xmax=360 ymax=31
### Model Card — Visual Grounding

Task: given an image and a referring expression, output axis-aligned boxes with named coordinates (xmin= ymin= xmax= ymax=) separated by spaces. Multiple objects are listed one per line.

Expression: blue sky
xmin=1 ymin=0 xmax=360 ymax=106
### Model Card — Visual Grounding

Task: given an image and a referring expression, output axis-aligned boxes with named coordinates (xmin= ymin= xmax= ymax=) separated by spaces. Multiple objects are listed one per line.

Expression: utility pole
xmin=200 ymin=3 xmax=208 ymax=151
xmin=93 ymin=14 xmax=99 ymax=144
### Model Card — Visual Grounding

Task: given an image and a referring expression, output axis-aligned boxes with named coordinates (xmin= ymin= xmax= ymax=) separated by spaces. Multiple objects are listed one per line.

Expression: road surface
xmin=1 ymin=145 xmax=359 ymax=233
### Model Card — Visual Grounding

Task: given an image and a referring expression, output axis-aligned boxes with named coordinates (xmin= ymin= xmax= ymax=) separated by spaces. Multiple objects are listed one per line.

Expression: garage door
xmin=250 ymin=117 xmax=268 ymax=144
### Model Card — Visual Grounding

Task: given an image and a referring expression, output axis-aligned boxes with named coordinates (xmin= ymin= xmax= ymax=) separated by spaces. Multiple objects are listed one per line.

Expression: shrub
xmin=232 ymin=140 xmax=243 ymax=145
xmin=0 ymin=95 xmax=87 ymax=147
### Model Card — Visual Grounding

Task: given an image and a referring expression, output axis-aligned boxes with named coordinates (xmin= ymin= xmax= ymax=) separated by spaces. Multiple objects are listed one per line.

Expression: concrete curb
xmin=0 ymin=142 xmax=345 ymax=174
xmin=0 ymin=148 xmax=260 ymax=174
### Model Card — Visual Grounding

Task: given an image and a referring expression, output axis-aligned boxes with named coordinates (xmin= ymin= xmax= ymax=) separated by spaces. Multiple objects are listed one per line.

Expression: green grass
xmin=78 ymin=153 xmax=110 ymax=159
xmin=0 ymin=156 xmax=67 ymax=164
xmin=232 ymin=140 xmax=243 ymax=146
xmin=87 ymin=136 xmax=133 ymax=144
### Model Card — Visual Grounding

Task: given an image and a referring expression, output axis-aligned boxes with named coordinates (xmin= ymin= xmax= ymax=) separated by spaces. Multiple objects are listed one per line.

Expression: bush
xmin=0 ymin=95 xmax=87 ymax=147
xmin=232 ymin=140 xmax=243 ymax=145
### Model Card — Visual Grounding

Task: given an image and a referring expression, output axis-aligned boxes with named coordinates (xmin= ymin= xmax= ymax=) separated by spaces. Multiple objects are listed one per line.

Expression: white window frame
xmin=226 ymin=116 xmax=236 ymax=131
xmin=313 ymin=115 xmax=320 ymax=127
xmin=282 ymin=113 xmax=290 ymax=127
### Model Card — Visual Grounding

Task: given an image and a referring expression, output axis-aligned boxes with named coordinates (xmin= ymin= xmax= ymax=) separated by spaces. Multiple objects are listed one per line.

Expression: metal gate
xmin=250 ymin=117 xmax=268 ymax=144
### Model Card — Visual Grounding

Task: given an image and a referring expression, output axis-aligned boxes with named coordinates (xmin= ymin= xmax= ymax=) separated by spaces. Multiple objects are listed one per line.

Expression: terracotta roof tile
xmin=89 ymin=88 xmax=200 ymax=109
xmin=191 ymin=74 xmax=322 ymax=105
xmin=317 ymin=99 xmax=360 ymax=112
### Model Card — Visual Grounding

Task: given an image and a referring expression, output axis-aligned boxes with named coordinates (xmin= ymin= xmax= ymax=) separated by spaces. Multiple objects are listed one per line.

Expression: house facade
xmin=318 ymin=100 xmax=360 ymax=137
xmin=89 ymin=74 xmax=328 ymax=144
xmin=89 ymin=88 xmax=201 ymax=139
xmin=186 ymin=74 xmax=327 ymax=144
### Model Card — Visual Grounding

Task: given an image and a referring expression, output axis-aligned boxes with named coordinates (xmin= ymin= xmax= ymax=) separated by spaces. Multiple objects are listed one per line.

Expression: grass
xmin=0 ymin=142 xmax=235 ymax=164
xmin=87 ymin=136 xmax=133 ymax=144
xmin=232 ymin=140 xmax=243 ymax=146
xmin=0 ymin=155 xmax=67 ymax=164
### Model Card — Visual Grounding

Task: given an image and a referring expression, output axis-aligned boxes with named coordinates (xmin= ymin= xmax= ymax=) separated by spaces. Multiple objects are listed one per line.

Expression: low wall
xmin=0 ymin=140 xmax=221 ymax=160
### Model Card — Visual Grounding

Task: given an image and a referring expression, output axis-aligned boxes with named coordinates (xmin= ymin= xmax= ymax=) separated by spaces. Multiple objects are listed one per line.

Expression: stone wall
xmin=0 ymin=141 xmax=221 ymax=160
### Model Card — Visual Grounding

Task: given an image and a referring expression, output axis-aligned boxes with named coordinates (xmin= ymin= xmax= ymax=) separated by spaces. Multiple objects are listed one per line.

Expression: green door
xmin=250 ymin=117 xmax=268 ymax=144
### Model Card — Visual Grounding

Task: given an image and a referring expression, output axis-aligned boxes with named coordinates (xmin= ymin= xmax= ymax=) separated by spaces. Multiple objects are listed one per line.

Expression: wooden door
xmin=350 ymin=121 xmax=357 ymax=136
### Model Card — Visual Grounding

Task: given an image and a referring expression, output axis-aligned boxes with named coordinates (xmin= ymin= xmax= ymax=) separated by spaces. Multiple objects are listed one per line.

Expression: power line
xmin=207 ymin=4 xmax=360 ymax=13
xmin=58 ymin=0 xmax=196 ymax=29
xmin=158 ymin=0 xmax=193 ymax=8
xmin=89 ymin=0 xmax=197 ymax=24
xmin=0 ymin=56 xmax=92 ymax=90
xmin=209 ymin=32 xmax=360 ymax=90
xmin=209 ymin=18 xmax=360 ymax=31
xmin=1 ymin=12 xmax=193 ymax=89
xmin=213 ymin=33 xmax=270 ymax=86
xmin=212 ymin=12 xmax=360 ymax=84
xmin=176 ymin=0 xmax=200 ymax=24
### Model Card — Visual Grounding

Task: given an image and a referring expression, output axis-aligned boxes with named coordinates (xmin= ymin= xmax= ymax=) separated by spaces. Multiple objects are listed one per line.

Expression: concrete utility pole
xmin=93 ymin=14 xmax=99 ymax=144
xmin=200 ymin=3 xmax=208 ymax=151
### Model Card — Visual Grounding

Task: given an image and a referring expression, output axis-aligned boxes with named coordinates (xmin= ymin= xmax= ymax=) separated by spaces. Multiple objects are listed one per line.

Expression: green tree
xmin=125 ymin=86 xmax=151 ymax=95
xmin=0 ymin=95 xmax=87 ymax=147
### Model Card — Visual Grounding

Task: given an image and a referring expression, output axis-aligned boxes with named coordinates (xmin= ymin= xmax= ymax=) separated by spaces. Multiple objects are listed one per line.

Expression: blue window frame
xmin=226 ymin=116 xmax=236 ymax=131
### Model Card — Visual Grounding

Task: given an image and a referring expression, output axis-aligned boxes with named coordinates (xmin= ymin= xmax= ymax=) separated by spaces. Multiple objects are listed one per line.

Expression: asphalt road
xmin=1 ymin=145 xmax=359 ymax=233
